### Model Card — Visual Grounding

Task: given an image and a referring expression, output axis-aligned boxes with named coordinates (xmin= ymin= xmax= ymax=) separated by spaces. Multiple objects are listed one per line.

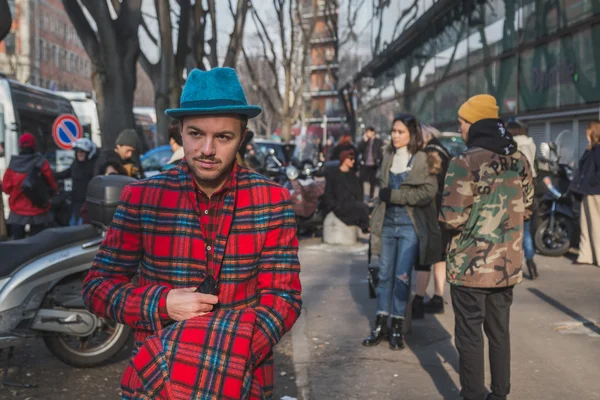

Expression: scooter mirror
xmin=540 ymin=143 xmax=551 ymax=160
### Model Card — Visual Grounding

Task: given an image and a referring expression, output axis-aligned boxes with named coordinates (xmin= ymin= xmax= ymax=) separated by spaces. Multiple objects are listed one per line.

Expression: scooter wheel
xmin=43 ymin=319 xmax=132 ymax=368
xmin=534 ymin=217 xmax=572 ymax=257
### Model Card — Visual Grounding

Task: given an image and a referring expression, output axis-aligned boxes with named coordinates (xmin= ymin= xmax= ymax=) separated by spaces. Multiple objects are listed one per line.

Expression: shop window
xmin=519 ymin=26 xmax=600 ymax=112
xmin=469 ymin=57 xmax=517 ymax=114
xmin=435 ymin=74 xmax=467 ymax=124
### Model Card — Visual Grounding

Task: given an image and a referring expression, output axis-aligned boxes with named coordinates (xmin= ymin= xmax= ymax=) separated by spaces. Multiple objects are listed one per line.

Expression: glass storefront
xmin=354 ymin=0 xmax=600 ymax=131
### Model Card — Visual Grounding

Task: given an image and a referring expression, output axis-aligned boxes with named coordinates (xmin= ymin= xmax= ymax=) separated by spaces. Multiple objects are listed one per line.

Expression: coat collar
xmin=176 ymin=160 xmax=239 ymax=280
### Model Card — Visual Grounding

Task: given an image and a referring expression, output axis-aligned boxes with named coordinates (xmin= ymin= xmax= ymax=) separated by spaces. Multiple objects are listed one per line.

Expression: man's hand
xmin=166 ymin=288 xmax=219 ymax=321
xmin=363 ymin=133 xmax=369 ymax=142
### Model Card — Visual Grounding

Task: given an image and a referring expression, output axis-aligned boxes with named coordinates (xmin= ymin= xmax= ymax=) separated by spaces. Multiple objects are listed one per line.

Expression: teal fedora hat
xmin=165 ymin=67 xmax=262 ymax=119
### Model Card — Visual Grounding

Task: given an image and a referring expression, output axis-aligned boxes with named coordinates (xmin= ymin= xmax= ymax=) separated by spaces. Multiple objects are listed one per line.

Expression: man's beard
xmin=189 ymin=155 xmax=232 ymax=185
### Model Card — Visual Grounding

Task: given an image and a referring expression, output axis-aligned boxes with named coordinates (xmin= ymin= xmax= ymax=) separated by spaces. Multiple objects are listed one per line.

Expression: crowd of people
xmin=0 ymin=65 xmax=598 ymax=399
xmin=320 ymin=94 xmax=599 ymax=400
xmin=0 ymin=128 xmax=147 ymax=240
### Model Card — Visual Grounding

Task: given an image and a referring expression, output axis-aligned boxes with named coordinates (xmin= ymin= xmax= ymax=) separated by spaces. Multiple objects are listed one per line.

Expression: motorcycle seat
xmin=0 ymin=225 xmax=100 ymax=278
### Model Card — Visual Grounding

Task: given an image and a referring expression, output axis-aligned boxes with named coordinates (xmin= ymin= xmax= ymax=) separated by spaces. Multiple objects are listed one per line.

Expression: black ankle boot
xmin=362 ymin=315 xmax=388 ymax=347
xmin=412 ymin=295 xmax=424 ymax=319
xmin=424 ymin=295 xmax=445 ymax=314
xmin=526 ymin=259 xmax=539 ymax=279
xmin=389 ymin=318 xmax=405 ymax=350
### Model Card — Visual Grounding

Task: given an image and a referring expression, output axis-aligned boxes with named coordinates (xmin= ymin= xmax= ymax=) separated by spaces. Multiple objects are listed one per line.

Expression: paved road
xmin=2 ymin=238 xmax=598 ymax=400
xmin=0 ymin=334 xmax=297 ymax=399
xmin=291 ymin=238 xmax=600 ymax=400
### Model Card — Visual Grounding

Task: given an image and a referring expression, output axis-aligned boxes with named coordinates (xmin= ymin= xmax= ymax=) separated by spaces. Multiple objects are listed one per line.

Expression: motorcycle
xmin=284 ymin=162 xmax=327 ymax=235
xmin=533 ymin=142 xmax=579 ymax=257
xmin=0 ymin=175 xmax=134 ymax=387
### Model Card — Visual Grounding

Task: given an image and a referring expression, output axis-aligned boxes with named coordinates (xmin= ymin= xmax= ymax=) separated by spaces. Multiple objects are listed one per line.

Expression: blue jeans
xmin=376 ymin=222 xmax=419 ymax=319
xmin=523 ymin=221 xmax=534 ymax=261
xmin=69 ymin=202 xmax=83 ymax=226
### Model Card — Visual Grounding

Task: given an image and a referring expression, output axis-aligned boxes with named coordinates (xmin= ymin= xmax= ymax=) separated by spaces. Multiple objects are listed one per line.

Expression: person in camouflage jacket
xmin=439 ymin=94 xmax=533 ymax=400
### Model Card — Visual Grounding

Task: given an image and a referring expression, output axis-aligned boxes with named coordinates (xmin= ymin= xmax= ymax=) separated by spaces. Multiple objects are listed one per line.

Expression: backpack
xmin=21 ymin=157 xmax=51 ymax=208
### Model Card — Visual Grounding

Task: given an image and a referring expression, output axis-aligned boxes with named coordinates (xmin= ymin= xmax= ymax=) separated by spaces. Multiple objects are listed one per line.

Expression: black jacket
xmin=570 ymin=145 xmax=600 ymax=196
xmin=322 ymin=168 xmax=363 ymax=222
xmin=94 ymin=149 xmax=124 ymax=177
xmin=55 ymin=156 xmax=98 ymax=203
xmin=358 ymin=137 xmax=383 ymax=167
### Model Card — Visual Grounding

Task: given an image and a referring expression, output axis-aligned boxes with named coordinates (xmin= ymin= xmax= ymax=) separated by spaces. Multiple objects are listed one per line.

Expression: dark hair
xmin=239 ymin=130 xmax=255 ymax=157
xmin=505 ymin=119 xmax=525 ymax=136
xmin=168 ymin=119 xmax=183 ymax=146
xmin=366 ymin=126 xmax=376 ymax=132
xmin=391 ymin=113 xmax=422 ymax=154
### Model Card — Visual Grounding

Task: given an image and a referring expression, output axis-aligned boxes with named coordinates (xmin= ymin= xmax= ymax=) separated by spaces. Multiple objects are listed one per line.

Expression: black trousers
xmin=451 ymin=285 xmax=514 ymax=400
xmin=360 ymin=165 xmax=378 ymax=199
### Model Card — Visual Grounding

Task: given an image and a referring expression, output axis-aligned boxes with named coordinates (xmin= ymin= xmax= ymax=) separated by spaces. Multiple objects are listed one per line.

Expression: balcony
xmin=303 ymin=90 xmax=339 ymax=98
xmin=310 ymin=36 xmax=338 ymax=45
xmin=309 ymin=63 xmax=339 ymax=71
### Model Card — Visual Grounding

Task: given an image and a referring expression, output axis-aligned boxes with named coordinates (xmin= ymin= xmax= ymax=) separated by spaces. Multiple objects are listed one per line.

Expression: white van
xmin=0 ymin=75 xmax=79 ymax=216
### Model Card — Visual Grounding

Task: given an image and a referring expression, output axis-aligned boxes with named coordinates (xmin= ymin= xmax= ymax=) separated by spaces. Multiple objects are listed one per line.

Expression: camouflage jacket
xmin=440 ymin=147 xmax=534 ymax=288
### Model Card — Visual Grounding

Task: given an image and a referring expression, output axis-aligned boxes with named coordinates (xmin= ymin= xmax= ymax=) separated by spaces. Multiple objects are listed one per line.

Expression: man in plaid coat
xmin=82 ymin=68 xmax=302 ymax=399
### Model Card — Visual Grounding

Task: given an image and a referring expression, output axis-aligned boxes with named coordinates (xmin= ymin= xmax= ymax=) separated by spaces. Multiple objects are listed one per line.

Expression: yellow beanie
xmin=458 ymin=94 xmax=499 ymax=124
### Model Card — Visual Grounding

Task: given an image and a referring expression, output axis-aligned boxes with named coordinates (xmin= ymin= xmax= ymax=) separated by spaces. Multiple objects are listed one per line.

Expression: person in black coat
xmin=358 ymin=126 xmax=384 ymax=201
xmin=94 ymin=128 xmax=144 ymax=179
xmin=322 ymin=148 xmax=370 ymax=233
xmin=54 ymin=138 xmax=98 ymax=226
xmin=412 ymin=124 xmax=452 ymax=318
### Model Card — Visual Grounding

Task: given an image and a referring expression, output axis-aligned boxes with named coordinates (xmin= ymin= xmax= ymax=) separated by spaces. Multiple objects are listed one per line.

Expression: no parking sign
xmin=52 ymin=114 xmax=82 ymax=150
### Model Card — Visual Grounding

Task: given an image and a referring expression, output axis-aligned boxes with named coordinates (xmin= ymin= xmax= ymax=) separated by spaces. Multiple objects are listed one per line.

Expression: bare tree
xmin=242 ymin=0 xmax=316 ymax=142
xmin=139 ymin=0 xmax=250 ymax=145
xmin=63 ymin=0 xmax=142 ymax=148
xmin=238 ymin=55 xmax=281 ymax=137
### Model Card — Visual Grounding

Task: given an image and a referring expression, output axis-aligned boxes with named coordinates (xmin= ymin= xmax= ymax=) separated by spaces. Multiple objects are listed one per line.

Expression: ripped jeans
xmin=376 ymin=219 xmax=419 ymax=319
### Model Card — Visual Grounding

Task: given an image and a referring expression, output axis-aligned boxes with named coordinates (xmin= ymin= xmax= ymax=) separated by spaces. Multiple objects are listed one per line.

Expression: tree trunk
xmin=280 ymin=116 xmax=292 ymax=142
xmin=102 ymin=63 xmax=137 ymax=148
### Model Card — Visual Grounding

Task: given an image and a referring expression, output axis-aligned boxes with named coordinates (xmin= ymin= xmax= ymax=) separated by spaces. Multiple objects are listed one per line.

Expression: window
xmin=38 ymin=39 xmax=44 ymax=61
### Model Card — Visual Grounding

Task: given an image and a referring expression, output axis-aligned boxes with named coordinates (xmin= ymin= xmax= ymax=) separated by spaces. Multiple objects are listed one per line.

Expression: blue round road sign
xmin=52 ymin=114 xmax=82 ymax=150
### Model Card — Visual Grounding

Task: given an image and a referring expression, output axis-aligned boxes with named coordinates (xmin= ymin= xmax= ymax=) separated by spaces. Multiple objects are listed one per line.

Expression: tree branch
xmin=242 ymin=48 xmax=279 ymax=115
xmin=207 ymin=0 xmax=218 ymax=68
xmin=140 ymin=15 xmax=158 ymax=46
xmin=223 ymin=0 xmax=249 ymax=67
xmin=62 ymin=0 xmax=101 ymax=59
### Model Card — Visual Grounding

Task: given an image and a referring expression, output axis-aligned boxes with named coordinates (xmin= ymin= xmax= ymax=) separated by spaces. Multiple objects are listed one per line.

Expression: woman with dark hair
xmin=570 ymin=120 xmax=600 ymax=266
xmin=322 ymin=147 xmax=370 ymax=232
xmin=330 ymin=135 xmax=357 ymax=162
xmin=363 ymin=113 xmax=442 ymax=350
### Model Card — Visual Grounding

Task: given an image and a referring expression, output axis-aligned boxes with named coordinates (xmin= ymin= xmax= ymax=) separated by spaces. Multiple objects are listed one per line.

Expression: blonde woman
xmin=570 ymin=121 xmax=600 ymax=266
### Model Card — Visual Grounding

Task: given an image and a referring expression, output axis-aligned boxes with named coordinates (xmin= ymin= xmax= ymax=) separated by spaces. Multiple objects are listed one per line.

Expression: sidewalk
xmin=288 ymin=238 xmax=600 ymax=400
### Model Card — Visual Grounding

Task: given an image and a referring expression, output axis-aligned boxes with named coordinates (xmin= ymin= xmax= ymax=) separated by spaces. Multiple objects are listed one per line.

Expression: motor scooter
xmin=534 ymin=142 xmax=579 ymax=257
xmin=0 ymin=175 xmax=134 ymax=387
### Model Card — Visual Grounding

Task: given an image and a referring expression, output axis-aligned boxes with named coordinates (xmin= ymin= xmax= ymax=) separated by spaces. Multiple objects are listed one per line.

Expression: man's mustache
xmin=193 ymin=156 xmax=222 ymax=164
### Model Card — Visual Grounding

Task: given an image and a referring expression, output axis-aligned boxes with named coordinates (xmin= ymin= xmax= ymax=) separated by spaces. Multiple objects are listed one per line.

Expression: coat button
xmin=207 ymin=245 xmax=212 ymax=251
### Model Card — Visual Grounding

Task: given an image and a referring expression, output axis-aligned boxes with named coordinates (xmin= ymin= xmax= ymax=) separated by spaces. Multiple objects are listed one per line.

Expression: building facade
xmin=0 ymin=0 xmax=93 ymax=91
xmin=350 ymin=0 xmax=600 ymax=162
xmin=300 ymin=0 xmax=347 ymax=137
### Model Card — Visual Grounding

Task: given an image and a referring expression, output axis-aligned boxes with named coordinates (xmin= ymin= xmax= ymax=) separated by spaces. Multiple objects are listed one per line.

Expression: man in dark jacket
xmin=358 ymin=126 xmax=383 ymax=201
xmin=440 ymin=94 xmax=534 ymax=400
xmin=55 ymin=138 xmax=97 ymax=225
xmin=94 ymin=128 xmax=142 ymax=178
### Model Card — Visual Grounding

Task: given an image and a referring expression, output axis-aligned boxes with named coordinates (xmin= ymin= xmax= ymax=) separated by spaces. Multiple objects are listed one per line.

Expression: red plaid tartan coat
xmin=82 ymin=161 xmax=302 ymax=399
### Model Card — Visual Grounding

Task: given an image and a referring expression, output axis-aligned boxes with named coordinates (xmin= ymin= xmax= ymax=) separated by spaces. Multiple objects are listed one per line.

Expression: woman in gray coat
xmin=363 ymin=113 xmax=443 ymax=350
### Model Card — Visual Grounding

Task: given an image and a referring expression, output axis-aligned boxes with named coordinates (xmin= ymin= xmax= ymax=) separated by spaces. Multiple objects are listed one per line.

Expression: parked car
xmin=253 ymin=138 xmax=295 ymax=166
xmin=140 ymin=145 xmax=172 ymax=177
